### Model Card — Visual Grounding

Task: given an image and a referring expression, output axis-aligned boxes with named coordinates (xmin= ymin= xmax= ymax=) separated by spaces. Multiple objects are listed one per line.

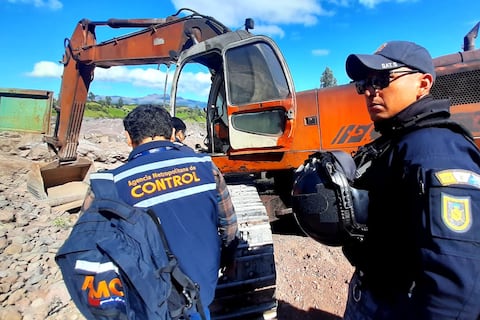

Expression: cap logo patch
xmin=374 ymin=43 xmax=387 ymax=54
xmin=441 ymin=193 xmax=472 ymax=233
xmin=381 ymin=62 xmax=399 ymax=69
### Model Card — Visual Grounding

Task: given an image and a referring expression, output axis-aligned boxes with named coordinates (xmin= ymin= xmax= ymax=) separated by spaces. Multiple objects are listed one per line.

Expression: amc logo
xmin=82 ymin=275 xmax=124 ymax=306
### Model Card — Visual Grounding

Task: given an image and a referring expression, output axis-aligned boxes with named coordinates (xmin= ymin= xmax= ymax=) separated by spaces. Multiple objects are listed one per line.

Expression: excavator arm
xmin=44 ymin=8 xmax=230 ymax=162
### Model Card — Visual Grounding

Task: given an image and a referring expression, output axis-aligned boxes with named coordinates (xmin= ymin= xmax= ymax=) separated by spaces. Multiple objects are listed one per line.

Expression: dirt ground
xmin=272 ymin=220 xmax=354 ymax=320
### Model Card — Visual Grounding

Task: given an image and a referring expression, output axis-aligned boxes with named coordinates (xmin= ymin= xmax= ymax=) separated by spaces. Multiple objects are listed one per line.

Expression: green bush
xmin=175 ymin=106 xmax=205 ymax=122
xmin=84 ymin=102 xmax=133 ymax=119
xmin=83 ymin=102 xmax=204 ymax=123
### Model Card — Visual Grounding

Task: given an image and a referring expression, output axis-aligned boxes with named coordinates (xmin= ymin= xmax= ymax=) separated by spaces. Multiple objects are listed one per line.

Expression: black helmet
xmin=292 ymin=151 xmax=368 ymax=246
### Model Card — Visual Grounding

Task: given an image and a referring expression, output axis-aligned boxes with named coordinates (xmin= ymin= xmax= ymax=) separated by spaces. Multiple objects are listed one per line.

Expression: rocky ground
xmin=0 ymin=118 xmax=353 ymax=320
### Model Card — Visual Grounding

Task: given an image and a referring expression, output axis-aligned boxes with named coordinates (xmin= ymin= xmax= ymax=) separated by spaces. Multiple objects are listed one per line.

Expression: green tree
xmin=105 ymin=96 xmax=112 ymax=106
xmin=320 ymin=67 xmax=337 ymax=88
xmin=88 ymin=92 xmax=96 ymax=102
xmin=117 ymin=97 xmax=124 ymax=108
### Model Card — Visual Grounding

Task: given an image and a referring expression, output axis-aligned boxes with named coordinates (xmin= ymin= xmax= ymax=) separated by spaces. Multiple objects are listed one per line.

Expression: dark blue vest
xmin=106 ymin=140 xmax=220 ymax=307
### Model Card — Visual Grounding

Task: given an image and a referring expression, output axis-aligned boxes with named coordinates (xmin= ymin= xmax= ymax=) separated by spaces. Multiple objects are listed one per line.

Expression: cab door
xmin=222 ymin=39 xmax=295 ymax=152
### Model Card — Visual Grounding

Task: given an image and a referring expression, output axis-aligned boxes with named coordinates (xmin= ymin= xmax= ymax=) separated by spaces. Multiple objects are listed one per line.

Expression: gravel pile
xmin=0 ymin=131 xmax=84 ymax=320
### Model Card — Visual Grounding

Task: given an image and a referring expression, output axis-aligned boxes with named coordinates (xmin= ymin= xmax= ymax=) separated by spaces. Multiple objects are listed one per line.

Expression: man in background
xmin=172 ymin=116 xmax=187 ymax=143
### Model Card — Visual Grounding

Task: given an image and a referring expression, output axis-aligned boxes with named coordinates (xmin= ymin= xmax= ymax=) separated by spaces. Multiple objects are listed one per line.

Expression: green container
xmin=0 ymin=88 xmax=53 ymax=133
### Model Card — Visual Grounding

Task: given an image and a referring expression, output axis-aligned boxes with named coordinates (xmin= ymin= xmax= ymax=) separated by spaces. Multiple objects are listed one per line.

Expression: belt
xmin=354 ymin=269 xmax=416 ymax=302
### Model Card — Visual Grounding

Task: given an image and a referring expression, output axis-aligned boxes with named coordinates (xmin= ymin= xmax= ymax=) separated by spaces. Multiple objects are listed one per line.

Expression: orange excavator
xmin=34 ymin=8 xmax=480 ymax=319
xmin=42 ymin=9 xmax=480 ymax=194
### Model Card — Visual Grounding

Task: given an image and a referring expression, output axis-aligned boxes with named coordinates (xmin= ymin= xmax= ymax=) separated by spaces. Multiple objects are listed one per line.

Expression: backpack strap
xmin=88 ymin=172 xmax=139 ymax=223
xmin=146 ymin=208 xmax=206 ymax=320
xmin=89 ymin=172 xmax=121 ymax=199
xmin=89 ymin=171 xmax=207 ymax=320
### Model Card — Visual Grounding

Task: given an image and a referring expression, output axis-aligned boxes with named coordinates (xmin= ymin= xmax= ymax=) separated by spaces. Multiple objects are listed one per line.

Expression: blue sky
xmin=0 ymin=0 xmax=479 ymax=101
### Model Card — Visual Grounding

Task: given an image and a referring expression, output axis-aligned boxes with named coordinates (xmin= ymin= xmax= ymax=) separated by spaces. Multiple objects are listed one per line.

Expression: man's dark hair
xmin=172 ymin=116 xmax=187 ymax=133
xmin=123 ymin=105 xmax=172 ymax=145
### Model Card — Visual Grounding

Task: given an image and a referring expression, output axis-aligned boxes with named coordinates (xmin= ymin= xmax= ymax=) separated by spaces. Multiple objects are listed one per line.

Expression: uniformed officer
xmin=343 ymin=41 xmax=480 ymax=319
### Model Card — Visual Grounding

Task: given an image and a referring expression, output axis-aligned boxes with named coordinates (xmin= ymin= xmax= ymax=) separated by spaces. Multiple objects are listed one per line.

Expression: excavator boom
xmin=44 ymin=8 xmax=229 ymax=162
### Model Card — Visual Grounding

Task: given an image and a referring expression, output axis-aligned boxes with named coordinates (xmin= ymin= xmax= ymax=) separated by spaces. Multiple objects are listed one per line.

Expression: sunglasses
xmin=354 ymin=70 xmax=419 ymax=94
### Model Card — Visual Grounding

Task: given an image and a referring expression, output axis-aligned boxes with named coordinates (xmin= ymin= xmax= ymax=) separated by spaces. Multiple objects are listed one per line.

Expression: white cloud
xmin=312 ymin=49 xmax=330 ymax=56
xmin=7 ymin=0 xmax=62 ymax=10
xmin=254 ymin=24 xmax=286 ymax=38
xmin=95 ymin=66 xmax=210 ymax=97
xmin=172 ymin=0 xmax=333 ymax=37
xmin=26 ymin=62 xmax=211 ymax=98
xmin=358 ymin=0 xmax=418 ymax=9
xmin=358 ymin=0 xmax=386 ymax=8
xmin=177 ymin=70 xmax=212 ymax=98
xmin=26 ymin=61 xmax=63 ymax=77
xmin=171 ymin=0 xmax=419 ymax=25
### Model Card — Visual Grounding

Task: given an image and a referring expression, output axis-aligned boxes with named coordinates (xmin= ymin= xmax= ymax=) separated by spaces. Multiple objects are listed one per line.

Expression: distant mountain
xmin=94 ymin=93 xmax=206 ymax=109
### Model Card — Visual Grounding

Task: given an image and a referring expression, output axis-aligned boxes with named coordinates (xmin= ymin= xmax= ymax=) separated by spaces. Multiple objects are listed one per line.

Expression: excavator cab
xmin=171 ymin=33 xmax=296 ymax=169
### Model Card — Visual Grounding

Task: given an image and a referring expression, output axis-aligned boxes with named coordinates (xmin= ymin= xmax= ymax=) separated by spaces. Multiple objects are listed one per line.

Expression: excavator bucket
xmin=27 ymin=157 xmax=94 ymax=211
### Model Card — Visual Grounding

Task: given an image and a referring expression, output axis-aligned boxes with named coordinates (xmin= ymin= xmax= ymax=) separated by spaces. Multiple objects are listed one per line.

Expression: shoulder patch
xmin=441 ymin=193 xmax=472 ymax=233
xmin=435 ymin=169 xmax=480 ymax=189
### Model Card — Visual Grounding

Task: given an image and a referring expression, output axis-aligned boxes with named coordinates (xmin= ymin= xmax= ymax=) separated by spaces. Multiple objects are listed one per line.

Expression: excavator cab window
xmin=225 ymin=42 xmax=290 ymax=105
xmin=231 ymin=109 xmax=286 ymax=135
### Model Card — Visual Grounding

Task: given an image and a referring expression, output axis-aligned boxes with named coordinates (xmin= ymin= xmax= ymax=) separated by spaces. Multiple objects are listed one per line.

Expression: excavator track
xmin=210 ymin=176 xmax=277 ymax=320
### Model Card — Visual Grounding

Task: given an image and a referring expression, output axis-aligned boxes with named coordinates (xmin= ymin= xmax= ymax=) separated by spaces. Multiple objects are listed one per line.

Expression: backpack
xmin=55 ymin=172 xmax=205 ymax=320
